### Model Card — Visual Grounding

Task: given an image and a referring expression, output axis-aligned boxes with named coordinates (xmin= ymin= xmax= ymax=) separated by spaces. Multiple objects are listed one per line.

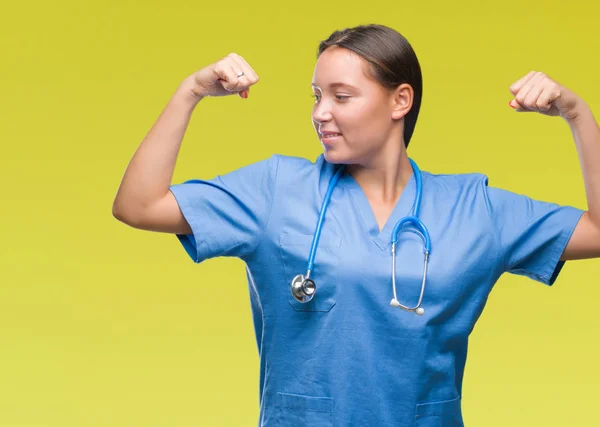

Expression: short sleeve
xmin=482 ymin=177 xmax=585 ymax=285
xmin=168 ymin=154 xmax=279 ymax=263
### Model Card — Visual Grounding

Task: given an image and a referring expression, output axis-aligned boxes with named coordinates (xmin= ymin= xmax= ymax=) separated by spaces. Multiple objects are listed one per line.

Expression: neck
xmin=346 ymin=145 xmax=413 ymax=204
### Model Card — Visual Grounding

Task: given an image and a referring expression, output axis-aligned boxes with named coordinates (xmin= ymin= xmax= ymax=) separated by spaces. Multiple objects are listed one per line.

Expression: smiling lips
xmin=319 ymin=130 xmax=343 ymax=147
xmin=320 ymin=130 xmax=342 ymax=137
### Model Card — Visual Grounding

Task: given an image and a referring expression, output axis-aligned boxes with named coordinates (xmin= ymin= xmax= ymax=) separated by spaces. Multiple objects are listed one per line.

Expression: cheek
xmin=345 ymin=103 xmax=384 ymax=135
xmin=339 ymin=102 xmax=370 ymax=130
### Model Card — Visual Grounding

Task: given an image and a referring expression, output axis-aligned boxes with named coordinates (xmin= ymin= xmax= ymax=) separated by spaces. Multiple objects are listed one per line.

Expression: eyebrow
xmin=311 ymin=82 xmax=357 ymax=90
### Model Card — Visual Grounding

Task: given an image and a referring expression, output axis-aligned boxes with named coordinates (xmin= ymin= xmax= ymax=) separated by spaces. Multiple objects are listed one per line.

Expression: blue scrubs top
xmin=169 ymin=154 xmax=584 ymax=427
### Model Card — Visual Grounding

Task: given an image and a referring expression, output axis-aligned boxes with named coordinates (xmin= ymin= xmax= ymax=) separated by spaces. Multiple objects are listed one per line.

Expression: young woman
xmin=112 ymin=24 xmax=600 ymax=427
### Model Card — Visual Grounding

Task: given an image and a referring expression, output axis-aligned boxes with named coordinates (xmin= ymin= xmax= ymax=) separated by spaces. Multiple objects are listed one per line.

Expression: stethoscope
xmin=290 ymin=158 xmax=431 ymax=315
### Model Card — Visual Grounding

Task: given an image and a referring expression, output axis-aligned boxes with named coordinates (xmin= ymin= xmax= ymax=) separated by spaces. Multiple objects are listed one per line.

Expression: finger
xmin=522 ymin=83 xmax=544 ymax=111
xmin=228 ymin=55 xmax=258 ymax=98
xmin=234 ymin=54 xmax=260 ymax=83
xmin=512 ymin=72 xmax=544 ymax=111
xmin=509 ymin=70 xmax=537 ymax=96
xmin=536 ymin=86 xmax=560 ymax=112
xmin=227 ymin=57 xmax=252 ymax=98
xmin=215 ymin=61 xmax=241 ymax=92
xmin=228 ymin=55 xmax=249 ymax=82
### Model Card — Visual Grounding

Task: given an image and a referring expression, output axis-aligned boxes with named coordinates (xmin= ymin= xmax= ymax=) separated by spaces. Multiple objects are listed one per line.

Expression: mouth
xmin=320 ymin=130 xmax=342 ymax=138
xmin=320 ymin=133 xmax=342 ymax=145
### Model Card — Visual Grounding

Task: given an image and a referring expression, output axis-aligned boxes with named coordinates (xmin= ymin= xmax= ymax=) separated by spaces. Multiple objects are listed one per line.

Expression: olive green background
xmin=1 ymin=0 xmax=599 ymax=425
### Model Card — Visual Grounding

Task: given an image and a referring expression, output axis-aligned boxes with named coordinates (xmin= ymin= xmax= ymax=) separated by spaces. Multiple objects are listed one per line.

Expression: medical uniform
xmin=169 ymin=153 xmax=584 ymax=427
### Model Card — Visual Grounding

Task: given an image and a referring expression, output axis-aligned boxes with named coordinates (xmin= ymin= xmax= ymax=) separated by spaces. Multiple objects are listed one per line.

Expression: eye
xmin=311 ymin=94 xmax=350 ymax=102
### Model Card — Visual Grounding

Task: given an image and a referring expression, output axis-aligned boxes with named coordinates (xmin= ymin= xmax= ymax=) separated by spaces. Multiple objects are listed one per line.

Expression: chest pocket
xmin=278 ymin=232 xmax=342 ymax=312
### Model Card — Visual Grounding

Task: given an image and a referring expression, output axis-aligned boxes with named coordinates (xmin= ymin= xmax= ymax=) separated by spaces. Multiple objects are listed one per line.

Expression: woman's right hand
xmin=187 ymin=53 xmax=259 ymax=99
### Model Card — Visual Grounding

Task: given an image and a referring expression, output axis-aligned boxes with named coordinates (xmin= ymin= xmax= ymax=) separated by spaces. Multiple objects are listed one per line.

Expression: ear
xmin=391 ymin=83 xmax=413 ymax=120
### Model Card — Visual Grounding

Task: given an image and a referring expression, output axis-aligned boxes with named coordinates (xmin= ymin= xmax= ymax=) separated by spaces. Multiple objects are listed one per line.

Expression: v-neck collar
xmin=339 ymin=168 xmax=417 ymax=251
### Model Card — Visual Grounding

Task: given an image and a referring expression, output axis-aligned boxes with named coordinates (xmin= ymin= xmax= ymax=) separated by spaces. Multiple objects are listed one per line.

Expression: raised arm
xmin=508 ymin=71 xmax=600 ymax=261
xmin=112 ymin=53 xmax=259 ymax=234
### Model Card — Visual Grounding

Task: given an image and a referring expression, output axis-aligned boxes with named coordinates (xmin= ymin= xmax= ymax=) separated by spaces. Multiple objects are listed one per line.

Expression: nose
xmin=312 ymin=98 xmax=333 ymax=124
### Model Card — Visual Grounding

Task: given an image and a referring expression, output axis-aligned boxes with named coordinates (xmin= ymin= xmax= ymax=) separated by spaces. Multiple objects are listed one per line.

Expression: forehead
xmin=311 ymin=47 xmax=373 ymax=89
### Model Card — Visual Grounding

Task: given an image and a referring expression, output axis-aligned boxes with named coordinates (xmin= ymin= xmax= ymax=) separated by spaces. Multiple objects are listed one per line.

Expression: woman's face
xmin=311 ymin=46 xmax=409 ymax=165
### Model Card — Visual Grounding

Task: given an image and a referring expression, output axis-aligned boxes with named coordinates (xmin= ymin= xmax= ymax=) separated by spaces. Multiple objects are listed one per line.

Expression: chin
xmin=322 ymin=149 xmax=341 ymax=164
xmin=323 ymin=147 xmax=356 ymax=165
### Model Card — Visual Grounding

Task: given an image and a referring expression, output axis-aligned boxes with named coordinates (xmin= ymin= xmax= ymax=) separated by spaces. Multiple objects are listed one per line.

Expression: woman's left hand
xmin=508 ymin=71 xmax=583 ymax=121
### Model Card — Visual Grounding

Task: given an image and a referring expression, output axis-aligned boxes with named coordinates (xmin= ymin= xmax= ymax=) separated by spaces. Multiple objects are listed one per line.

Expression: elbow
xmin=112 ymin=200 xmax=151 ymax=230
xmin=112 ymin=202 xmax=127 ymax=223
xmin=112 ymin=201 xmax=136 ymax=226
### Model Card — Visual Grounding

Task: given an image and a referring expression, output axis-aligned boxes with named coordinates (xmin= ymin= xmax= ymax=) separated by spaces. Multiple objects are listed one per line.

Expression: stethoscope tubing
xmin=295 ymin=158 xmax=431 ymax=315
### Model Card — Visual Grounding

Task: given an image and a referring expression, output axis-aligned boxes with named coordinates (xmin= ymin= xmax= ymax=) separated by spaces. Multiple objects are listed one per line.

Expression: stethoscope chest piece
xmin=291 ymin=274 xmax=316 ymax=303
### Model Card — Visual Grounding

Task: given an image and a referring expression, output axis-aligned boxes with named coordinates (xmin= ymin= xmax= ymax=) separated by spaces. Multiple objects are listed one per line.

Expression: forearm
xmin=112 ymin=77 xmax=204 ymax=219
xmin=567 ymin=102 xmax=600 ymax=225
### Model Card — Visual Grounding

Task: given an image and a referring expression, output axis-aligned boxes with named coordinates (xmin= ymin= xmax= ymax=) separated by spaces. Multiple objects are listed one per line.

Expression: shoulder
xmin=272 ymin=153 xmax=326 ymax=171
xmin=418 ymin=170 xmax=497 ymax=228
xmin=215 ymin=153 xmax=332 ymax=192
xmin=270 ymin=153 xmax=332 ymax=183
xmin=421 ymin=169 xmax=489 ymax=196
xmin=211 ymin=153 xmax=314 ymax=182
